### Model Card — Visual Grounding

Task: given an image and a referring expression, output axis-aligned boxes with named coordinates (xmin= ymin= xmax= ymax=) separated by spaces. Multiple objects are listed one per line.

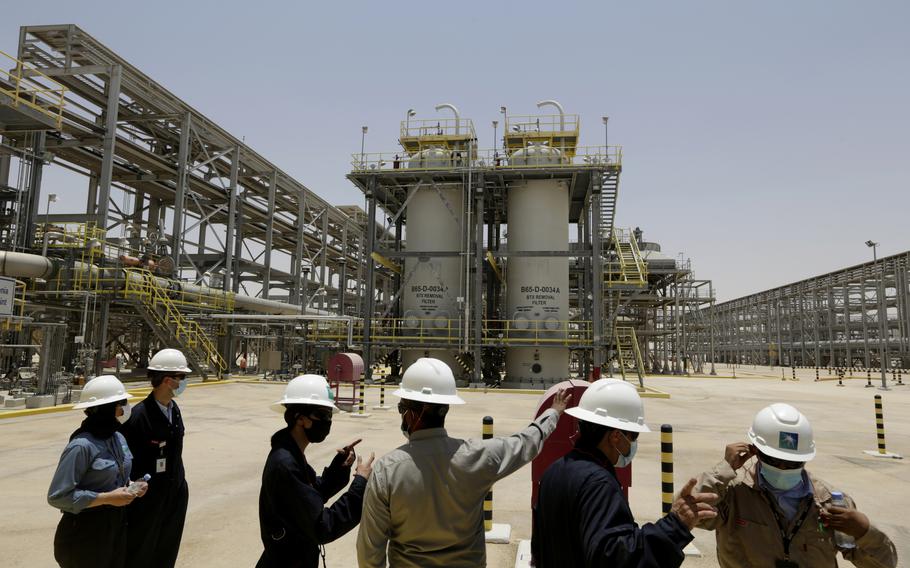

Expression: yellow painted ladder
xmin=615 ymin=326 xmax=645 ymax=388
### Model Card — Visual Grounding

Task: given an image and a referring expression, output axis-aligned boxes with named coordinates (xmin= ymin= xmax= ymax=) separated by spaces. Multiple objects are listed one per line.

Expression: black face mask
xmin=304 ymin=418 xmax=332 ymax=443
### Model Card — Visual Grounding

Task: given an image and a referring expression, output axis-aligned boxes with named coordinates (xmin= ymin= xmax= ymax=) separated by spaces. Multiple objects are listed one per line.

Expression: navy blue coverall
xmin=257 ymin=428 xmax=367 ymax=568
xmin=119 ymin=392 xmax=189 ymax=568
xmin=532 ymin=448 xmax=693 ymax=567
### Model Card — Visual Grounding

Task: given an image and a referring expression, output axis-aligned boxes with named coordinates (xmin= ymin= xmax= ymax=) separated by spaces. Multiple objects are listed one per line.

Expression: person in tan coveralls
xmin=696 ymin=403 xmax=897 ymax=567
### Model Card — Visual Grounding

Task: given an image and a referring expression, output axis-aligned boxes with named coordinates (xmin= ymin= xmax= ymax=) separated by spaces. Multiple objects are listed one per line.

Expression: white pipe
xmin=536 ymin=99 xmax=565 ymax=130
xmin=0 ymin=251 xmax=306 ymax=315
xmin=208 ymin=314 xmax=357 ymax=348
xmin=0 ymin=251 xmax=56 ymax=279
xmin=435 ymin=103 xmax=460 ymax=135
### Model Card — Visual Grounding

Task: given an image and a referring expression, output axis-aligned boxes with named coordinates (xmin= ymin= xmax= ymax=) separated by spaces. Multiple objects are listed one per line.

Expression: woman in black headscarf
xmin=47 ymin=375 xmax=148 ymax=568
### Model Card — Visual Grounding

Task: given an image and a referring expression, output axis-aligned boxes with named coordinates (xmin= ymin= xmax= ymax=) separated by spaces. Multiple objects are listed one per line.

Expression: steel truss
xmin=0 ymin=24 xmax=392 ymax=372
xmin=711 ymin=252 xmax=910 ymax=371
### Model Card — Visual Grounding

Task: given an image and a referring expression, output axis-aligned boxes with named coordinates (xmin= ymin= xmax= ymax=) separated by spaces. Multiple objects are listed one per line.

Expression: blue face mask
xmin=614 ymin=432 xmax=638 ymax=468
xmin=171 ymin=377 xmax=187 ymax=397
xmin=760 ymin=462 xmax=804 ymax=491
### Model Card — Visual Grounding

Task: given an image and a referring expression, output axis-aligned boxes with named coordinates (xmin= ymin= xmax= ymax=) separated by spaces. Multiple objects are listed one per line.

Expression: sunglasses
xmin=758 ymin=453 xmax=803 ymax=470
xmin=397 ymin=402 xmax=421 ymax=415
xmin=308 ymin=411 xmax=333 ymax=422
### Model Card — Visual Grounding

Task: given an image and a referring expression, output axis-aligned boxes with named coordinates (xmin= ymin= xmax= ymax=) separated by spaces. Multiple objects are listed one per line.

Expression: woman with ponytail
xmin=47 ymin=375 xmax=148 ymax=568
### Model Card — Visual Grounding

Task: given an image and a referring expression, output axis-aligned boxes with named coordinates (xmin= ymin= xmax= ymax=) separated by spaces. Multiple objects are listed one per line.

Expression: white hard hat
xmin=748 ymin=403 xmax=815 ymax=462
xmin=73 ymin=375 xmax=130 ymax=409
xmin=271 ymin=375 xmax=339 ymax=413
xmin=393 ymin=358 xmax=465 ymax=405
xmin=565 ymin=379 xmax=651 ymax=433
xmin=147 ymin=348 xmax=192 ymax=373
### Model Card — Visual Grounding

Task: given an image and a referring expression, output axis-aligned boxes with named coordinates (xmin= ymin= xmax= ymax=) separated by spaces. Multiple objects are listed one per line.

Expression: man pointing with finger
xmin=696 ymin=403 xmax=897 ymax=567
xmin=533 ymin=379 xmax=716 ymax=567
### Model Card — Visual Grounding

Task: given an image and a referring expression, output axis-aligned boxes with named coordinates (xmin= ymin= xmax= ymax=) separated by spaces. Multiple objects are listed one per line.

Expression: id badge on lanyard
xmin=156 ymin=440 xmax=167 ymax=473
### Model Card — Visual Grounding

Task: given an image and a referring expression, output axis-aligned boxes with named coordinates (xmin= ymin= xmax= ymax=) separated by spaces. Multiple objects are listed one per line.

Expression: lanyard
xmin=765 ymin=492 xmax=813 ymax=559
xmin=106 ymin=436 xmax=127 ymax=486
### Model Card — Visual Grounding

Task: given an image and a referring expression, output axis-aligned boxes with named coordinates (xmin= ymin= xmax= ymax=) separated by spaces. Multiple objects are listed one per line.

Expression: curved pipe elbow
xmin=435 ymin=103 xmax=460 ymax=134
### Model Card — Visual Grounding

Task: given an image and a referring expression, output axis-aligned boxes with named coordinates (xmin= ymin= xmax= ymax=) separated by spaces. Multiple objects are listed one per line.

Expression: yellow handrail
xmin=122 ymin=269 xmax=225 ymax=375
xmin=351 ymin=145 xmax=622 ymax=172
xmin=0 ymin=49 xmax=66 ymax=129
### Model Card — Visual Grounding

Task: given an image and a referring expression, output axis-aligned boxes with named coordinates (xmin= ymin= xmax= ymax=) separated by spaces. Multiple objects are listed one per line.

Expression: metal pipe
xmin=435 ymin=103 xmax=460 ymax=135
xmin=0 ymin=250 xmax=57 ymax=279
xmin=0 ymin=251 xmax=304 ymax=315
xmin=536 ymin=99 xmax=565 ymax=130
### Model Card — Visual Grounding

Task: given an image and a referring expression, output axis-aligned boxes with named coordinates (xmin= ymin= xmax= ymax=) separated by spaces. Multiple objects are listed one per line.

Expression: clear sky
xmin=3 ymin=1 xmax=908 ymax=301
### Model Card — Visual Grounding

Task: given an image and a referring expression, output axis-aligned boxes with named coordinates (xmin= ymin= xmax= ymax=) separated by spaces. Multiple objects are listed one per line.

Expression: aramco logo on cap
xmin=779 ymin=431 xmax=799 ymax=451
xmin=326 ymin=386 xmax=335 ymax=401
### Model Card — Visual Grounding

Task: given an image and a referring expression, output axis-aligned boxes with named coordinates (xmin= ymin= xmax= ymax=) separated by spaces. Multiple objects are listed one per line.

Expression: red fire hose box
xmin=531 ymin=379 xmax=631 ymax=507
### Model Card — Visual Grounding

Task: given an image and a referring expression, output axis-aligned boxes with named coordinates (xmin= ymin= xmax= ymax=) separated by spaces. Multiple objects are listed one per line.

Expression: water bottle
xmin=829 ymin=492 xmax=856 ymax=549
xmin=127 ymin=473 xmax=151 ymax=495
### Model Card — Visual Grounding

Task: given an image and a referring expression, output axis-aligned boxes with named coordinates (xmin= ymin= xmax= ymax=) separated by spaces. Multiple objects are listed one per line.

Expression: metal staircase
xmin=123 ymin=269 xmax=225 ymax=379
xmin=608 ymin=228 xmax=648 ymax=287
xmin=615 ymin=326 xmax=645 ymax=388
xmin=597 ymin=170 xmax=619 ymax=239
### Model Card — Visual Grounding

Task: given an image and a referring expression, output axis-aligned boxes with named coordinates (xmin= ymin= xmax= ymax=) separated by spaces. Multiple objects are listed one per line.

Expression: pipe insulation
xmin=0 ymin=251 xmax=303 ymax=315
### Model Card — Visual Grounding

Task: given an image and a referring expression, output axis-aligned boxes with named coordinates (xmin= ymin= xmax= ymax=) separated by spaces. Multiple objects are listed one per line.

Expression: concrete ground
xmin=0 ymin=366 xmax=907 ymax=567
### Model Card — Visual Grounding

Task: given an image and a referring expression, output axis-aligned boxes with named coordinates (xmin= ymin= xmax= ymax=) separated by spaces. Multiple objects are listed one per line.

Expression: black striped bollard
xmin=351 ymin=380 xmax=372 ymax=418
xmin=815 ymin=368 xmax=819 ymax=382
xmin=863 ymin=395 xmax=903 ymax=459
xmin=483 ymin=416 xmax=494 ymax=531
xmin=849 ymin=367 xmax=854 ymax=378
xmin=661 ymin=425 xmax=674 ymax=515
xmin=866 ymin=369 xmax=873 ymax=388
xmin=836 ymin=369 xmax=844 ymax=387
xmin=897 ymin=370 xmax=905 ymax=387
xmin=792 ymin=367 xmax=796 ymax=380
xmin=372 ymin=379 xmax=391 ymax=410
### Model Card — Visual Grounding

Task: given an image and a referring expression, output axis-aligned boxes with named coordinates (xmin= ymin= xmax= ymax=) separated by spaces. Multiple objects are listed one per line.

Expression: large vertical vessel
xmin=505 ymin=142 xmax=570 ymax=384
xmin=401 ymin=147 xmax=464 ymax=370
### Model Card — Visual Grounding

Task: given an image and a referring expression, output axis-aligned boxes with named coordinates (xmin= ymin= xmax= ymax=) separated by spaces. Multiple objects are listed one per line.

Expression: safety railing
xmin=1 ymin=279 xmax=26 ymax=332
xmin=400 ymin=117 xmax=478 ymax=140
xmin=300 ymin=317 xmax=593 ymax=346
xmin=504 ymin=114 xmax=580 ymax=136
xmin=121 ymin=269 xmax=225 ymax=374
xmin=606 ymin=228 xmax=647 ymax=287
xmin=37 ymin=223 xmax=107 ymax=250
xmin=482 ymin=319 xmax=592 ymax=346
xmin=615 ymin=326 xmax=645 ymax=383
xmin=0 ymin=49 xmax=66 ymax=130
xmin=350 ymin=145 xmax=622 ymax=172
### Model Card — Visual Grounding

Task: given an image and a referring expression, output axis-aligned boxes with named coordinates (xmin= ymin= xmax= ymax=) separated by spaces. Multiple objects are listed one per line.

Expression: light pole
xmin=865 ymin=240 xmax=878 ymax=261
xmin=405 ymin=109 xmax=416 ymax=133
xmin=492 ymin=120 xmax=498 ymax=158
xmin=602 ymin=116 xmax=609 ymax=163
xmin=40 ymin=193 xmax=57 ymax=257
xmin=866 ymin=240 xmax=888 ymax=389
xmin=360 ymin=126 xmax=368 ymax=169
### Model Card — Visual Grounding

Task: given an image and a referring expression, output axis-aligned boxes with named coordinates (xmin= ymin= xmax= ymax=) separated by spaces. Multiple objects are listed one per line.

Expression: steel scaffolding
xmin=0 ymin=24 xmax=392 ymax=377
xmin=710 ymin=252 xmax=910 ymax=375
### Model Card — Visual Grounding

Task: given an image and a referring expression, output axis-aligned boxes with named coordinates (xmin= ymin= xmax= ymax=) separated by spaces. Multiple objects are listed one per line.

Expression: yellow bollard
xmin=483 ymin=416 xmax=494 ymax=531
xmin=863 ymin=395 xmax=903 ymax=459
xmin=661 ymin=425 xmax=673 ymax=515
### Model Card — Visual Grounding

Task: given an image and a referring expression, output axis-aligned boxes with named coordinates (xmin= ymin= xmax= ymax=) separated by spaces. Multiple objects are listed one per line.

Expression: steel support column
xmin=262 ymin=171 xmax=278 ymax=297
xmin=171 ymin=112 xmax=191 ymax=266
xmin=362 ymin=180 xmax=378 ymax=382
xmin=96 ymin=64 xmax=122 ymax=231
xmin=473 ymin=177 xmax=484 ymax=385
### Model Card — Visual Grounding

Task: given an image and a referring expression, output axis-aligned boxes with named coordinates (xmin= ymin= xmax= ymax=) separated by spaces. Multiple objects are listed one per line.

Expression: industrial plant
xmin=0 ymin=24 xmax=730 ymax=401
xmin=2 ymin=15 xmax=908 ymax=568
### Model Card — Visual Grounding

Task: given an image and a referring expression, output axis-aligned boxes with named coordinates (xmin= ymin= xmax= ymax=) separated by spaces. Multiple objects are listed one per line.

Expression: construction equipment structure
xmin=0 ymin=24 xmax=393 ymax=390
xmin=710 ymin=251 xmax=910 ymax=376
xmin=347 ymin=104 xmax=716 ymax=387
